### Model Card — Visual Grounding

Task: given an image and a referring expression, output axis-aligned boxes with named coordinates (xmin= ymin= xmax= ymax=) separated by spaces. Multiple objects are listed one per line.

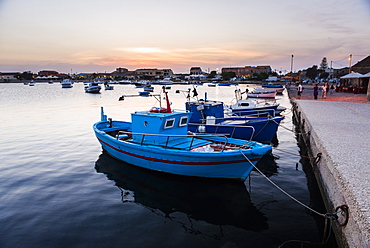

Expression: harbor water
xmin=0 ymin=82 xmax=336 ymax=247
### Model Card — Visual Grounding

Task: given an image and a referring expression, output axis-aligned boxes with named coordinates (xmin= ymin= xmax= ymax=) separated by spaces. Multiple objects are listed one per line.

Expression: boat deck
xmin=109 ymin=130 xmax=250 ymax=152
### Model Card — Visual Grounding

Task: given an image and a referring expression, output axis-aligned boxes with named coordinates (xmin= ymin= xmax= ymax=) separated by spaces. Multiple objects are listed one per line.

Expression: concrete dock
xmin=292 ymin=99 xmax=370 ymax=247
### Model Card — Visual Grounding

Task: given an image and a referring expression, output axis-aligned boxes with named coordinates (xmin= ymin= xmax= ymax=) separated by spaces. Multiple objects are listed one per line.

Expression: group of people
xmin=313 ymin=83 xmax=335 ymax=99
xmin=297 ymin=83 xmax=335 ymax=100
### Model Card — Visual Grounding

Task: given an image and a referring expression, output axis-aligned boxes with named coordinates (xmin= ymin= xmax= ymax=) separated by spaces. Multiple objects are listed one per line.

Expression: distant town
xmin=1 ymin=55 xmax=370 ymax=84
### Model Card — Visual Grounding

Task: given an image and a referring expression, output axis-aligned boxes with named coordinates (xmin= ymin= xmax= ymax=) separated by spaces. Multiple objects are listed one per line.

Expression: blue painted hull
xmin=188 ymin=116 xmax=283 ymax=143
xmin=261 ymin=84 xmax=284 ymax=88
xmin=93 ymin=121 xmax=272 ymax=180
xmin=218 ymin=82 xmax=232 ymax=86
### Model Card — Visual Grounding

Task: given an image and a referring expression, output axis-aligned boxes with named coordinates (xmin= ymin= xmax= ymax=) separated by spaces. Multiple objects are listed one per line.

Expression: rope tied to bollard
xmin=240 ymin=150 xmax=350 ymax=246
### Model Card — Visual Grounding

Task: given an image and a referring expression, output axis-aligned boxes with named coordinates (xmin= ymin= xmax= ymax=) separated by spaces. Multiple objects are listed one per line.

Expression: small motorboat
xmin=135 ymin=80 xmax=151 ymax=88
xmin=139 ymin=91 xmax=150 ymax=96
xmin=218 ymin=82 xmax=232 ymax=86
xmin=228 ymin=89 xmax=284 ymax=116
xmin=247 ymin=88 xmax=277 ymax=98
xmin=157 ymin=78 xmax=173 ymax=85
xmin=104 ymin=83 xmax=114 ymax=90
xmin=85 ymin=82 xmax=101 ymax=93
xmin=261 ymin=83 xmax=284 ymax=88
xmin=28 ymin=80 xmax=35 ymax=86
xmin=143 ymin=85 xmax=154 ymax=92
xmin=93 ymin=88 xmax=272 ymax=180
xmin=61 ymin=79 xmax=73 ymax=88
xmin=229 ymin=99 xmax=283 ymax=116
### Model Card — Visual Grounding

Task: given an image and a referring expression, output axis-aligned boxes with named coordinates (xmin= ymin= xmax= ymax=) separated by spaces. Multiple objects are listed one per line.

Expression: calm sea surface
xmin=0 ymin=82 xmax=336 ymax=248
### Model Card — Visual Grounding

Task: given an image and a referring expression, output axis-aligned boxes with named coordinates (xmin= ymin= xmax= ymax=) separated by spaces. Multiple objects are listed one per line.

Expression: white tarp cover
xmin=359 ymin=72 xmax=370 ymax=78
xmin=340 ymin=72 xmax=364 ymax=79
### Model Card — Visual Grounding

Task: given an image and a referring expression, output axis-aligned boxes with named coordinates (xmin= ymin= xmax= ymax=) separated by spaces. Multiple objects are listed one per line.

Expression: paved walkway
xmin=293 ymin=99 xmax=370 ymax=247
xmin=288 ymin=85 xmax=369 ymax=103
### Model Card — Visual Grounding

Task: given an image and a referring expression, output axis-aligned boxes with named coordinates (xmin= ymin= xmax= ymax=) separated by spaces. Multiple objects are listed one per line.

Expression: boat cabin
xmin=131 ymin=110 xmax=192 ymax=144
xmin=185 ymin=100 xmax=224 ymax=124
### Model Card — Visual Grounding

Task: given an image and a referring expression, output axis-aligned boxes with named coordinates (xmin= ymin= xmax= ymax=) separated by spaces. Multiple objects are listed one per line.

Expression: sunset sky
xmin=1 ymin=0 xmax=369 ymax=74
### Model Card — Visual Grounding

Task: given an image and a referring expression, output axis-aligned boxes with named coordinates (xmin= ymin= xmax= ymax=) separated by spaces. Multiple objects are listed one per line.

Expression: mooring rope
xmin=239 ymin=151 xmax=349 ymax=247
xmin=240 ymin=150 xmax=327 ymax=218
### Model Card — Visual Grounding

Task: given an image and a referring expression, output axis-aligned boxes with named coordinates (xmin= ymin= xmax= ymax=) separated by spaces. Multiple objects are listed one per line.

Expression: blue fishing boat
xmin=261 ymin=84 xmax=285 ymax=94
xmin=93 ymin=89 xmax=272 ymax=180
xmin=218 ymin=82 xmax=232 ymax=86
xmin=186 ymin=99 xmax=283 ymax=143
xmin=139 ymin=91 xmax=150 ymax=96
xmin=261 ymin=83 xmax=284 ymax=88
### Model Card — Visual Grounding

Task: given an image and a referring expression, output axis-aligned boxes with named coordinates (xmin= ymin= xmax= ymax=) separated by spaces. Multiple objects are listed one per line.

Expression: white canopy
xmin=340 ymin=72 xmax=363 ymax=79
xmin=359 ymin=72 xmax=370 ymax=78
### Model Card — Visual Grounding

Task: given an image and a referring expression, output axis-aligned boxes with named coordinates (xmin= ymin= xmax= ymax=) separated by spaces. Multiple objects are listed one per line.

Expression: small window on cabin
xmin=164 ymin=118 xmax=175 ymax=129
xmin=241 ymin=103 xmax=250 ymax=106
xmin=144 ymin=121 xmax=148 ymax=127
xmin=179 ymin=116 xmax=188 ymax=126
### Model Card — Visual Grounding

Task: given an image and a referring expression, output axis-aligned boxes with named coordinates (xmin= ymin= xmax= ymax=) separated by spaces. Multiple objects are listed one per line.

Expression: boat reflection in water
xmin=253 ymin=153 xmax=279 ymax=177
xmin=95 ymin=152 xmax=268 ymax=232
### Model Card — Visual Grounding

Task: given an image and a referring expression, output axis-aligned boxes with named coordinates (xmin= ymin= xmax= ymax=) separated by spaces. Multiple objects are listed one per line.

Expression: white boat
xmin=276 ymin=88 xmax=284 ymax=94
xmin=229 ymin=99 xmax=283 ymax=116
xmin=28 ymin=80 xmax=35 ymax=86
xmin=85 ymin=82 xmax=101 ymax=93
xmin=135 ymin=80 xmax=150 ymax=88
xmin=104 ymin=82 xmax=114 ymax=90
xmin=158 ymin=78 xmax=173 ymax=85
xmin=247 ymin=88 xmax=277 ymax=98
xmin=61 ymin=79 xmax=73 ymax=88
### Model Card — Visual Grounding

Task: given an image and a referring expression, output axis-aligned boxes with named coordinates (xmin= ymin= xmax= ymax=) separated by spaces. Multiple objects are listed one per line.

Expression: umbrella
xmin=340 ymin=72 xmax=363 ymax=79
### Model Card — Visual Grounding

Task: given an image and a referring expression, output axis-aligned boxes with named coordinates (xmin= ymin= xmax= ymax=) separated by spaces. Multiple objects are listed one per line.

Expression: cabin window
xmin=241 ymin=103 xmax=250 ymax=106
xmin=164 ymin=118 xmax=175 ymax=129
xmin=179 ymin=116 xmax=188 ymax=126
xmin=144 ymin=121 xmax=148 ymax=127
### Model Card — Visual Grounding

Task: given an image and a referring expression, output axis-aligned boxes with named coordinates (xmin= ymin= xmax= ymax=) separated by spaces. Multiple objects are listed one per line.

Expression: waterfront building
xmin=135 ymin=68 xmax=174 ymax=78
xmin=190 ymin=67 xmax=203 ymax=75
xmin=222 ymin=65 xmax=272 ymax=77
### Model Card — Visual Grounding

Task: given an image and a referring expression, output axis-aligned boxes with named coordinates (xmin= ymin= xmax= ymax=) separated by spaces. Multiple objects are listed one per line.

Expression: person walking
xmin=297 ymin=83 xmax=303 ymax=99
xmin=322 ymin=84 xmax=327 ymax=99
xmin=330 ymin=84 xmax=335 ymax=95
xmin=313 ymin=84 xmax=318 ymax=100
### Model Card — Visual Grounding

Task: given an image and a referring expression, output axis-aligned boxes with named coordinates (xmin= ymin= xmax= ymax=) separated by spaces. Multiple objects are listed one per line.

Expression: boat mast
xmin=162 ymin=86 xmax=172 ymax=113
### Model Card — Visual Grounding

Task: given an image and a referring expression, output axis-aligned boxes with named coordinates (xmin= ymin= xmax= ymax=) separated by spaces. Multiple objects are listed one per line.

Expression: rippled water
xmin=0 ymin=82 xmax=335 ymax=247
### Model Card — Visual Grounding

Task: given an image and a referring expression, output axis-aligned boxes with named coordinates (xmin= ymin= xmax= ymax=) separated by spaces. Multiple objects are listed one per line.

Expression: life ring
xmin=150 ymin=107 xmax=168 ymax=113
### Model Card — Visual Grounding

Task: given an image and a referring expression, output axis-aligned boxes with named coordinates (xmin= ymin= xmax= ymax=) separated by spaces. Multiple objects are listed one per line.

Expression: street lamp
xmin=291 ymin=54 xmax=294 ymax=73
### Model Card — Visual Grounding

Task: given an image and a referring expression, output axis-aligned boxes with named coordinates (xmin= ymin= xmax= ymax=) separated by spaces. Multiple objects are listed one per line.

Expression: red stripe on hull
xmin=98 ymin=138 xmax=259 ymax=165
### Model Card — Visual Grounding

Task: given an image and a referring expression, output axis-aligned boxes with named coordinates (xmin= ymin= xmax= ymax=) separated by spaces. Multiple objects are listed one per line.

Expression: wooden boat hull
xmin=93 ymin=120 xmax=272 ymax=180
